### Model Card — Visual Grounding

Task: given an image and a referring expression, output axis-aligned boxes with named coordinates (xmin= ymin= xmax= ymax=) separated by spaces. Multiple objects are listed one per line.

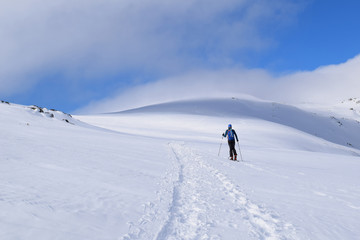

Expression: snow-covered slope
xmin=298 ymin=97 xmax=360 ymax=122
xmin=107 ymin=98 xmax=360 ymax=151
xmin=1 ymin=99 xmax=360 ymax=240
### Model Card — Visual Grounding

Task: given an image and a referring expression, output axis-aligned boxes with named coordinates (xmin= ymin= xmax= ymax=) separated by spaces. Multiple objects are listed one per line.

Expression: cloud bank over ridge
xmin=2 ymin=0 xmax=358 ymax=113
xmin=78 ymin=54 xmax=360 ymax=113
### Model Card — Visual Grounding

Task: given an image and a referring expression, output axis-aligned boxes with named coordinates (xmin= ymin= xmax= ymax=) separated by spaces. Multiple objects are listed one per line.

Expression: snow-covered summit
xmin=297 ymin=97 xmax=360 ymax=121
xmin=340 ymin=97 xmax=360 ymax=107
xmin=337 ymin=97 xmax=360 ymax=117
xmin=108 ymin=97 xmax=360 ymax=151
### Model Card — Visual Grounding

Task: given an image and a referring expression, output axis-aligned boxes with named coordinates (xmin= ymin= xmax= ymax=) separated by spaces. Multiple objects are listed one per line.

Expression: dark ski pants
xmin=228 ymin=140 xmax=237 ymax=158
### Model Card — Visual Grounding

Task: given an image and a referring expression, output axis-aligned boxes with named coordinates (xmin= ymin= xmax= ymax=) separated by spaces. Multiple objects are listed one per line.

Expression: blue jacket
xmin=223 ymin=129 xmax=238 ymax=141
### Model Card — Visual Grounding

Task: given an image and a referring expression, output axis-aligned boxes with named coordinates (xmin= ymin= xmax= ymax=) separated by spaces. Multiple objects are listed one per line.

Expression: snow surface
xmin=1 ymin=98 xmax=360 ymax=240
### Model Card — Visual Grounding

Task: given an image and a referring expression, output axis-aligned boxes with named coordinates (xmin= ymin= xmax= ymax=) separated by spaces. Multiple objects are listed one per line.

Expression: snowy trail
xmin=155 ymin=142 xmax=219 ymax=240
xmin=122 ymin=142 xmax=298 ymax=240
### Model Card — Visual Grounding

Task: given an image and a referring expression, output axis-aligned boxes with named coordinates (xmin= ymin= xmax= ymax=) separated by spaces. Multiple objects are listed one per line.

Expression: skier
xmin=222 ymin=124 xmax=239 ymax=160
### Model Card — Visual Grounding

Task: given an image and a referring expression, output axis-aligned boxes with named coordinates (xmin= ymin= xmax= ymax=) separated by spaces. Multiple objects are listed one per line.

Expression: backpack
xmin=227 ymin=129 xmax=235 ymax=140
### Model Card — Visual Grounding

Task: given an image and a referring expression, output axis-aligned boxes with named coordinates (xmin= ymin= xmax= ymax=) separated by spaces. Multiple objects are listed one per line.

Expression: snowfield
xmin=1 ymin=98 xmax=360 ymax=240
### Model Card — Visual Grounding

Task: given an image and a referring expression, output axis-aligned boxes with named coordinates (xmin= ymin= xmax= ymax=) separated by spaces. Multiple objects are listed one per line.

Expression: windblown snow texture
xmin=1 ymin=98 xmax=360 ymax=239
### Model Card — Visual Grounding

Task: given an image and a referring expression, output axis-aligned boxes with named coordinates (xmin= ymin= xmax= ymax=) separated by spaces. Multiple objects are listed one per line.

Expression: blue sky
xmin=262 ymin=0 xmax=360 ymax=71
xmin=1 ymin=0 xmax=360 ymax=113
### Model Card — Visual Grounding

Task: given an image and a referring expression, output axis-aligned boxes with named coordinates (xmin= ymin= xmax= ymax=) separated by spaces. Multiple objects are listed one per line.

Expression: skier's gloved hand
xmin=222 ymin=133 xmax=225 ymax=137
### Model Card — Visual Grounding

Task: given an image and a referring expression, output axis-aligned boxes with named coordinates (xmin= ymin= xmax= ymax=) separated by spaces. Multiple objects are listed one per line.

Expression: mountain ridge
xmin=108 ymin=97 xmax=360 ymax=151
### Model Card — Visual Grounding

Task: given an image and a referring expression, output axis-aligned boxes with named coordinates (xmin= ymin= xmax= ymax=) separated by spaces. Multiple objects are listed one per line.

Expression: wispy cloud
xmin=0 ymin=0 xmax=302 ymax=97
xmin=78 ymin=55 xmax=360 ymax=113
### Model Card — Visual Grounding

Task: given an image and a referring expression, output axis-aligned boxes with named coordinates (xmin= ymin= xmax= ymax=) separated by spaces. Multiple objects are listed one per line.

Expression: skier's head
xmin=228 ymin=124 xmax=232 ymax=129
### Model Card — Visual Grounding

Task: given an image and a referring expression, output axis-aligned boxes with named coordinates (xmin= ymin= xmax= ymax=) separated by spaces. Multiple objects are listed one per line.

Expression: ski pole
xmin=218 ymin=137 xmax=223 ymax=156
xmin=237 ymin=141 xmax=244 ymax=161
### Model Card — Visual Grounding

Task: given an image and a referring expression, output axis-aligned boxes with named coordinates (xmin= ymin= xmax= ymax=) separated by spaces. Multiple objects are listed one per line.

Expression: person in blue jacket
xmin=222 ymin=124 xmax=239 ymax=160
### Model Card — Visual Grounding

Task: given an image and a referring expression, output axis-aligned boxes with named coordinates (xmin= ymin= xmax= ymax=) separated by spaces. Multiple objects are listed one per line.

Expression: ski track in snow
xmin=121 ymin=144 xmax=181 ymax=240
xmin=123 ymin=142 xmax=298 ymax=240
xmin=155 ymin=143 xmax=212 ymax=240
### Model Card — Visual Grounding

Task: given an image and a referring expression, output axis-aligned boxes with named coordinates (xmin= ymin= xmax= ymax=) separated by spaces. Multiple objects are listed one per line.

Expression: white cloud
xmin=78 ymin=54 xmax=360 ymax=113
xmin=0 ymin=0 xmax=302 ymax=96
xmin=274 ymin=55 xmax=360 ymax=104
